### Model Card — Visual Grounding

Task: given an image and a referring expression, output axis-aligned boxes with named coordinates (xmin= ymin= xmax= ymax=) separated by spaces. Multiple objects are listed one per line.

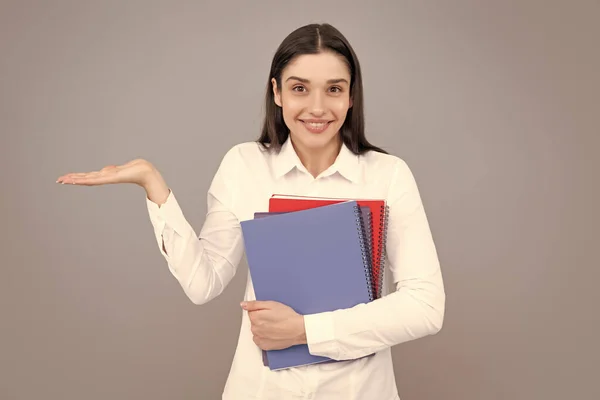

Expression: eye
xmin=292 ymin=85 xmax=306 ymax=92
xmin=329 ymin=86 xmax=343 ymax=93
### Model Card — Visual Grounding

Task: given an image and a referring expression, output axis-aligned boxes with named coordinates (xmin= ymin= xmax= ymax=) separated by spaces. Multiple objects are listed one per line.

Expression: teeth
xmin=305 ymin=122 xmax=327 ymax=127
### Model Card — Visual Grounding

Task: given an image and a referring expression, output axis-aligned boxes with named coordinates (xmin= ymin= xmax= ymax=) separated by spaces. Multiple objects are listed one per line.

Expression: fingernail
xmin=240 ymin=301 xmax=246 ymax=308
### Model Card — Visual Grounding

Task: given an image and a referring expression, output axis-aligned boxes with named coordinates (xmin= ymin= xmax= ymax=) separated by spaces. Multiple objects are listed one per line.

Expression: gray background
xmin=1 ymin=0 xmax=598 ymax=399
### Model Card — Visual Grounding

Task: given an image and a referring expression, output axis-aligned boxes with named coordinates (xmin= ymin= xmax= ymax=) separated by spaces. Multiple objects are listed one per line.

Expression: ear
xmin=271 ymin=77 xmax=282 ymax=107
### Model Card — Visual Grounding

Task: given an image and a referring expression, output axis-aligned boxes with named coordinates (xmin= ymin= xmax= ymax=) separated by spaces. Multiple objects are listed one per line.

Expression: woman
xmin=57 ymin=23 xmax=445 ymax=400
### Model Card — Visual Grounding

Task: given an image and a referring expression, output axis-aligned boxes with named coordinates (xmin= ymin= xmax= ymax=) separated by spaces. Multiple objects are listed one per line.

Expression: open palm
xmin=56 ymin=158 xmax=154 ymax=187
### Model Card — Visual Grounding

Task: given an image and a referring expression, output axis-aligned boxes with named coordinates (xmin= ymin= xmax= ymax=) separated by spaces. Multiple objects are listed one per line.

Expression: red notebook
xmin=268 ymin=194 xmax=389 ymax=299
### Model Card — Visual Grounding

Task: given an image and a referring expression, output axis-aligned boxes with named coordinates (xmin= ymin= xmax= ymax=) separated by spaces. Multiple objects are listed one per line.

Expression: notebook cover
xmin=269 ymin=194 xmax=389 ymax=299
xmin=241 ymin=201 xmax=373 ymax=370
xmin=254 ymin=207 xmax=374 ymax=297
xmin=253 ymin=207 xmax=373 ymax=368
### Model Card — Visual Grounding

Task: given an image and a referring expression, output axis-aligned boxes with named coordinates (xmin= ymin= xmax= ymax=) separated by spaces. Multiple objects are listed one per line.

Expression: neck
xmin=291 ymin=135 xmax=342 ymax=178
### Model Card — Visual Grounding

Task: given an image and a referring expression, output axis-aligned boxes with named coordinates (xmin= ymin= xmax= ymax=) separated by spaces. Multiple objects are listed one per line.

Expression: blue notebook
xmin=254 ymin=207 xmax=374 ymax=298
xmin=240 ymin=200 xmax=374 ymax=370
xmin=253 ymin=206 xmax=374 ymax=368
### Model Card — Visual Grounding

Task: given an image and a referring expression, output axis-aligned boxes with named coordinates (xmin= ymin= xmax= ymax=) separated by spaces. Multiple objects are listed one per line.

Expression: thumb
xmin=241 ymin=300 xmax=272 ymax=311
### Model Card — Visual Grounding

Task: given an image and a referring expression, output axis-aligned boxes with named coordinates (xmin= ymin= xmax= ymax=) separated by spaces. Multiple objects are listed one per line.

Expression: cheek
xmin=328 ymin=95 xmax=350 ymax=109
xmin=281 ymin=98 xmax=305 ymax=117
xmin=330 ymin=99 xmax=351 ymax=119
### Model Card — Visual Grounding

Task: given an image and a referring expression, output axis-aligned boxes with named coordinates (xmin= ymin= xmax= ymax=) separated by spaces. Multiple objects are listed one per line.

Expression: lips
xmin=299 ymin=120 xmax=333 ymax=134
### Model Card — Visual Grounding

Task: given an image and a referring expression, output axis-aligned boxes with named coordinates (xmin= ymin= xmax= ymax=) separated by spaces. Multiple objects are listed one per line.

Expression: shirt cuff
xmin=303 ymin=311 xmax=337 ymax=358
xmin=146 ymin=189 xmax=192 ymax=238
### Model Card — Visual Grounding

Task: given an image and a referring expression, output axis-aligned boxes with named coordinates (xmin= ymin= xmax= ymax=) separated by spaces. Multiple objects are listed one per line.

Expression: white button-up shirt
xmin=146 ymin=138 xmax=445 ymax=400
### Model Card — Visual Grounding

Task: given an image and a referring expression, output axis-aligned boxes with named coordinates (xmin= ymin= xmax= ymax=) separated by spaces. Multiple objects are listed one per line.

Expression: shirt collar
xmin=272 ymin=136 xmax=361 ymax=183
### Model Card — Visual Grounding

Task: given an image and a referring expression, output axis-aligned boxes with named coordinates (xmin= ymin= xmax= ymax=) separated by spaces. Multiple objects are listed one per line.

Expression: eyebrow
xmin=285 ymin=76 xmax=349 ymax=85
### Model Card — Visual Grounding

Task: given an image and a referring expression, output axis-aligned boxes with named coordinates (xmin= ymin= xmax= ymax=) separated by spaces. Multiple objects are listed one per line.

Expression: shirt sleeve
xmin=303 ymin=158 xmax=446 ymax=360
xmin=146 ymin=148 xmax=245 ymax=305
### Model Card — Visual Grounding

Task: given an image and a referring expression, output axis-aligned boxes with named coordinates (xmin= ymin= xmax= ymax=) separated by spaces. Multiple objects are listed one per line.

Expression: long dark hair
xmin=257 ymin=23 xmax=387 ymax=155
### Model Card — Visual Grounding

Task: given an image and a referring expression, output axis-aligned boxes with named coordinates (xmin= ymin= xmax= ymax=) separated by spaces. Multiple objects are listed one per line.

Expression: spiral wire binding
xmin=365 ymin=211 xmax=375 ymax=299
xmin=354 ymin=204 xmax=374 ymax=302
xmin=375 ymin=204 xmax=390 ymax=299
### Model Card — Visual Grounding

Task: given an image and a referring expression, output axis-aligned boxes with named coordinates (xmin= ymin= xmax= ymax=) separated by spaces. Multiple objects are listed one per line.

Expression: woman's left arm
xmin=303 ymin=158 xmax=446 ymax=361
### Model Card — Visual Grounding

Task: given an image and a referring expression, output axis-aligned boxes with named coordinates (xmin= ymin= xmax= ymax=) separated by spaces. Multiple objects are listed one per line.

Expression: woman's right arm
xmin=143 ymin=162 xmax=244 ymax=305
xmin=56 ymin=150 xmax=244 ymax=306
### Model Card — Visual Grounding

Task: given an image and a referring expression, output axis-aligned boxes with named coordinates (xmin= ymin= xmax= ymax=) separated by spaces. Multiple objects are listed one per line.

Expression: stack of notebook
xmin=240 ymin=194 xmax=390 ymax=371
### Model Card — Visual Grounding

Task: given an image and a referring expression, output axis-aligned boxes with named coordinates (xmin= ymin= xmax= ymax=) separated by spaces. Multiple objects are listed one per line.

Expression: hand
xmin=56 ymin=158 xmax=156 ymax=188
xmin=241 ymin=300 xmax=307 ymax=351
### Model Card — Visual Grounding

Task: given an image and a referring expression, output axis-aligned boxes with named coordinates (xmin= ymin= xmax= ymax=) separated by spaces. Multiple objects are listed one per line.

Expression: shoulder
xmin=216 ymin=141 xmax=267 ymax=168
xmin=360 ymin=149 xmax=420 ymax=203
xmin=221 ymin=141 xmax=264 ymax=158
xmin=361 ymin=148 xmax=412 ymax=178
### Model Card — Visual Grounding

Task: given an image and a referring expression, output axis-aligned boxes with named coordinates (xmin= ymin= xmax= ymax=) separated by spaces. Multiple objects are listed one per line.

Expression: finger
xmin=56 ymin=172 xmax=97 ymax=183
xmin=248 ymin=310 xmax=257 ymax=324
xmin=56 ymin=174 xmax=85 ymax=184
xmin=69 ymin=174 xmax=116 ymax=186
xmin=241 ymin=300 xmax=273 ymax=311
xmin=57 ymin=169 xmax=115 ymax=185
xmin=58 ymin=173 xmax=110 ymax=186
xmin=56 ymin=165 xmax=118 ymax=183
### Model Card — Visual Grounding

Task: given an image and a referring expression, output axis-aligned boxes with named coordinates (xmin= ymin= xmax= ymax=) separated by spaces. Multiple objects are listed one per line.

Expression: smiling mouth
xmin=299 ymin=120 xmax=332 ymax=134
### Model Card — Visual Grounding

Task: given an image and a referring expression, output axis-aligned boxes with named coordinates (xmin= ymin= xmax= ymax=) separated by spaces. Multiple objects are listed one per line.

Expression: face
xmin=272 ymin=51 xmax=353 ymax=154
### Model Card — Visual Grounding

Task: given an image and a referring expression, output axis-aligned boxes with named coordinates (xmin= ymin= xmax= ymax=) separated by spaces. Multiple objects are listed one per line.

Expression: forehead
xmin=282 ymin=52 xmax=350 ymax=82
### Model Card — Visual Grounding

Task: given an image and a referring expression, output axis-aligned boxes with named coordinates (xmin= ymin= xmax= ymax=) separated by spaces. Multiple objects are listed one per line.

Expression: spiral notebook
xmin=269 ymin=194 xmax=389 ymax=299
xmin=253 ymin=206 xmax=374 ymax=290
xmin=240 ymin=201 xmax=374 ymax=370
xmin=253 ymin=207 xmax=374 ymax=369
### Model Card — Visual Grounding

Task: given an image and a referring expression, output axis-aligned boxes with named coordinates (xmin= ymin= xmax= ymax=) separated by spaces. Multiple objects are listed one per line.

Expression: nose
xmin=309 ymin=91 xmax=325 ymax=117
